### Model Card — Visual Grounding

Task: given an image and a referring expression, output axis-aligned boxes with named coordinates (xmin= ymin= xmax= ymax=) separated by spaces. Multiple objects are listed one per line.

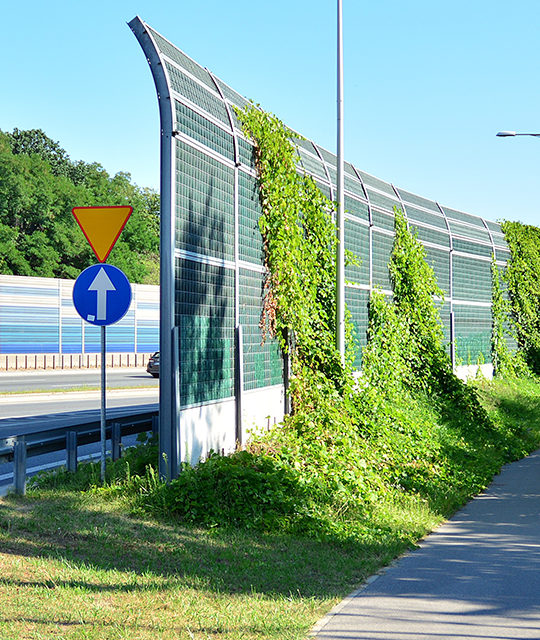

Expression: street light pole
xmin=336 ymin=0 xmax=345 ymax=361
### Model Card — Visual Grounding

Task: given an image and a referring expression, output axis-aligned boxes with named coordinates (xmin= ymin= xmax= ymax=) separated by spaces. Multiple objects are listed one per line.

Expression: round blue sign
xmin=73 ymin=264 xmax=132 ymax=326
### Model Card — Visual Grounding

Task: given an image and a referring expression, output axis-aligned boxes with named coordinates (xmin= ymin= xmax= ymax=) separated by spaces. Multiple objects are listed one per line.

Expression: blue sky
xmin=2 ymin=0 xmax=539 ymax=226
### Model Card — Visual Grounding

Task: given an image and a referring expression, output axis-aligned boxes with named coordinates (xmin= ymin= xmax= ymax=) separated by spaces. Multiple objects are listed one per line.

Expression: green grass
xmin=0 ymin=377 xmax=539 ymax=640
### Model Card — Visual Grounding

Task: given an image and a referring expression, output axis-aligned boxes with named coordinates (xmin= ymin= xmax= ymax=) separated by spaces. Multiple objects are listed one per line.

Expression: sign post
xmin=71 ymin=206 xmax=133 ymax=481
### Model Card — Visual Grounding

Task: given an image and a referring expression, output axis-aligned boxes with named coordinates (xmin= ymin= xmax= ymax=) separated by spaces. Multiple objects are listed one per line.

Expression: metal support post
xmin=14 ymin=439 xmax=27 ymax=495
xmin=100 ymin=325 xmax=106 ymax=482
xmin=336 ymin=0 xmax=346 ymax=361
xmin=66 ymin=431 xmax=78 ymax=473
xmin=235 ymin=325 xmax=244 ymax=446
xmin=111 ymin=422 xmax=122 ymax=461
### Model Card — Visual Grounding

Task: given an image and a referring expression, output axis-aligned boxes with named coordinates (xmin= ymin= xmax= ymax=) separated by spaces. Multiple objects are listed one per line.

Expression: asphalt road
xmin=0 ymin=374 xmax=159 ymax=494
xmin=0 ymin=367 xmax=158 ymax=393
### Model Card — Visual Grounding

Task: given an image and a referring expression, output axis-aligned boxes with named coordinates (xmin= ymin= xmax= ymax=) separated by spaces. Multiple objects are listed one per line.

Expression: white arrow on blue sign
xmin=73 ymin=264 xmax=132 ymax=326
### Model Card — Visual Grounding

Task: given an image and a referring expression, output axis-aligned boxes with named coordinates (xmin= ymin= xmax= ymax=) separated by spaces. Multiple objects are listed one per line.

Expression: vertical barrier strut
xmin=14 ymin=438 xmax=27 ymax=495
xmin=66 ymin=431 xmax=78 ymax=473
xmin=111 ymin=422 xmax=122 ymax=461
xmin=235 ymin=325 xmax=244 ymax=446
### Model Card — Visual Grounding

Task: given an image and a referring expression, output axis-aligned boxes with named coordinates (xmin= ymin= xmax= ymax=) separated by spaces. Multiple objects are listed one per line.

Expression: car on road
xmin=146 ymin=351 xmax=160 ymax=378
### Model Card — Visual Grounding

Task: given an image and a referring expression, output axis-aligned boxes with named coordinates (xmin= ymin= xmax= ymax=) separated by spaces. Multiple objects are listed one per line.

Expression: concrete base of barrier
xmin=455 ymin=363 xmax=494 ymax=381
xmin=0 ymin=353 xmax=154 ymax=371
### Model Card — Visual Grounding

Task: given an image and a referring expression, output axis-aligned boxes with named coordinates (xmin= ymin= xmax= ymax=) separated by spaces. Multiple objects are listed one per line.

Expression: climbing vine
xmin=501 ymin=220 xmax=540 ymax=374
xmin=236 ymin=104 xmax=353 ymax=387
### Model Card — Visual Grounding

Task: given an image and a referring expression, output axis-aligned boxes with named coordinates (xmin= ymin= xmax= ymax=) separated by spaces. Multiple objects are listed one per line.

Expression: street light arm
xmin=497 ymin=131 xmax=540 ymax=137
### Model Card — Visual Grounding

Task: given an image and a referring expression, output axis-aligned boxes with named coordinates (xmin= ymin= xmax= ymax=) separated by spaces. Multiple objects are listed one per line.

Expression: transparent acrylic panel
xmin=175 ymin=100 xmax=234 ymax=160
xmin=345 ymin=219 xmax=369 ymax=285
xmin=371 ymin=208 xmax=395 ymax=232
xmin=366 ymin=189 xmax=401 ymax=213
xmin=423 ymin=245 xmax=450 ymax=294
xmin=175 ymin=140 xmax=235 ymax=261
xmin=404 ymin=204 xmax=447 ymax=229
xmin=344 ymin=195 xmax=369 ymax=222
xmin=372 ymin=231 xmax=394 ymax=291
xmin=166 ymin=62 xmax=230 ymax=125
xmin=409 ymin=223 xmax=451 ymax=248
xmin=452 ymin=238 xmax=493 ymax=258
xmin=448 ymin=220 xmax=491 ymax=243
xmin=452 ymin=255 xmax=492 ymax=302
xmin=148 ymin=27 xmax=217 ymax=91
xmin=357 ymin=171 xmax=396 ymax=197
xmin=238 ymin=172 xmax=264 ymax=265
xmin=396 ymin=188 xmax=441 ymax=213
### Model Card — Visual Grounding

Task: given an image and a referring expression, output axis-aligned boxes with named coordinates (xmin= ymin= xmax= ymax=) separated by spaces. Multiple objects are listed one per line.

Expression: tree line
xmin=0 ymin=128 xmax=159 ymax=284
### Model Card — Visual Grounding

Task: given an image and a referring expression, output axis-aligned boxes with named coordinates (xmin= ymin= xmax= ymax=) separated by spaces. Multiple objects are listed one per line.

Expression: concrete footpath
xmin=311 ymin=449 xmax=540 ymax=639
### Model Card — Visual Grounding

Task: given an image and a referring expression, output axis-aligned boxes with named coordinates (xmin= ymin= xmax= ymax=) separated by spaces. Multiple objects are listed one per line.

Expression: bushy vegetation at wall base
xmin=13 ymin=377 xmax=540 ymax=640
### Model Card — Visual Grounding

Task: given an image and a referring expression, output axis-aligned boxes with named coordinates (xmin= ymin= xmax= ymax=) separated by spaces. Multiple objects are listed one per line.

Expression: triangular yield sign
xmin=72 ymin=206 xmax=133 ymax=262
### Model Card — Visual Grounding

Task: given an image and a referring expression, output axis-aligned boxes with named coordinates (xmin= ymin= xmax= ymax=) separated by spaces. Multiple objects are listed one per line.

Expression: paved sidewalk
xmin=311 ymin=449 xmax=540 ymax=639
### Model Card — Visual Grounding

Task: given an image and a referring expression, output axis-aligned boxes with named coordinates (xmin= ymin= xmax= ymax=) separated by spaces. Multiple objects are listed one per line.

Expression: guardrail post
xmin=14 ymin=438 xmax=27 ymax=495
xmin=151 ymin=415 xmax=158 ymax=436
xmin=66 ymin=431 xmax=77 ymax=473
xmin=111 ymin=422 xmax=122 ymax=461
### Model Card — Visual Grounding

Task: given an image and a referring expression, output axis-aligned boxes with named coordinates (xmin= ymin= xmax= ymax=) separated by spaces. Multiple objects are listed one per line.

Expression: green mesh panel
xmin=166 ymin=62 xmax=230 ymax=125
xmin=239 ymin=268 xmax=283 ymax=390
xmin=239 ymin=172 xmax=264 ymax=265
xmin=176 ymin=258 xmax=235 ymax=407
xmin=345 ymin=286 xmax=369 ymax=370
xmin=357 ymin=171 xmax=396 ymax=196
xmin=448 ymin=220 xmax=491 ymax=243
xmin=409 ymin=223 xmax=451 ymax=248
xmin=325 ymin=165 xmax=338 ymax=189
xmin=344 ymin=174 xmax=367 ymax=199
xmin=371 ymin=208 xmax=395 ymax=232
xmin=316 ymin=146 xmax=337 ymax=165
xmin=345 ymin=219 xmax=369 ymax=285
xmin=214 ymin=78 xmax=251 ymax=110
xmin=440 ymin=301 xmax=451 ymax=352
xmin=491 ymin=232 xmax=507 ymax=249
xmin=292 ymin=137 xmax=317 ymax=155
xmin=297 ymin=148 xmax=328 ymax=182
xmin=366 ymin=189 xmax=401 ymax=212
xmin=452 ymin=256 xmax=492 ymax=302
xmin=423 ymin=246 xmax=450 ymax=294
xmin=175 ymin=100 xmax=234 ymax=160
xmin=404 ymin=204 xmax=447 ymax=229
xmin=453 ymin=305 xmax=492 ymax=364
xmin=238 ymin=137 xmax=255 ymax=169
xmin=345 ymin=195 xmax=369 ymax=222
xmin=396 ymin=189 xmax=441 ymax=213
xmin=485 ymin=220 xmax=502 ymax=234
xmin=452 ymin=238 xmax=493 ymax=258
xmin=372 ymin=231 xmax=394 ymax=290
xmin=443 ymin=207 xmax=487 ymax=229
xmin=314 ymin=180 xmax=332 ymax=200
xmin=495 ymin=248 xmax=511 ymax=263
xmin=175 ymin=140 xmax=235 ymax=261
xmin=345 ymin=162 xmax=358 ymax=177
xmin=148 ymin=28 xmax=217 ymax=92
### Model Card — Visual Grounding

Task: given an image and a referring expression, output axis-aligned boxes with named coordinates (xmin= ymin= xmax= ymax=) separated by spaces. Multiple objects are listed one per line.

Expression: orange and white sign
xmin=72 ymin=206 xmax=133 ymax=262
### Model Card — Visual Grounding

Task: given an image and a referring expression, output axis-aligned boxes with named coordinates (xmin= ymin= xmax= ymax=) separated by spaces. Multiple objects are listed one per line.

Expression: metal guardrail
xmin=0 ymin=408 xmax=159 ymax=495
